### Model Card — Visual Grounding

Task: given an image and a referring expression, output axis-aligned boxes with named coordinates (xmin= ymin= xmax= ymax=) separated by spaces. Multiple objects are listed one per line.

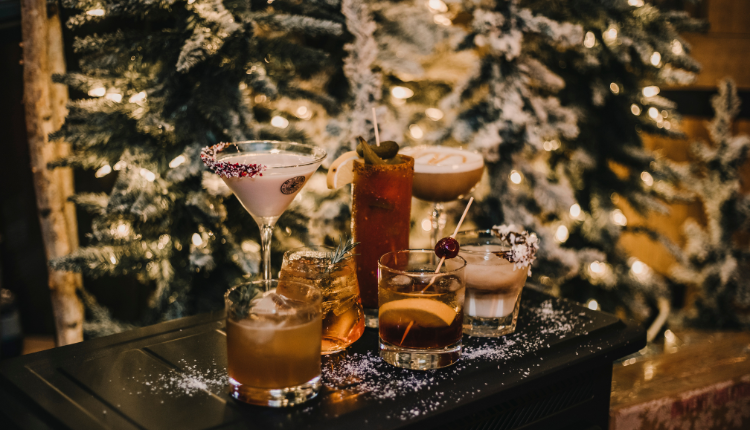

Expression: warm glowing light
xmin=433 ymin=14 xmax=452 ymax=26
xmin=129 ymin=91 xmax=147 ymax=103
xmin=589 ymin=262 xmax=605 ymax=274
xmin=610 ymin=83 xmax=620 ymax=94
xmin=603 ymin=27 xmax=617 ymax=43
xmin=543 ymin=139 xmax=561 ymax=151
xmin=421 ymin=218 xmax=432 ymax=231
xmin=664 ymin=329 xmax=676 ymax=342
xmin=570 ymin=204 xmax=582 ymax=218
xmin=671 ymin=40 xmax=683 ymax=55
xmin=628 ymin=0 xmax=644 ymax=6
xmin=109 ymin=255 xmax=117 ymax=264
xmin=648 ymin=107 xmax=659 ymax=119
xmin=169 ymin=155 xmax=186 ymax=168
xmin=391 ymin=86 xmax=414 ymax=99
xmin=650 ymin=52 xmax=661 ymax=67
xmin=555 ymin=225 xmax=569 ymax=243
xmin=409 ymin=124 xmax=424 ymax=139
xmin=510 ymin=170 xmax=522 ymax=184
xmin=113 ymin=161 xmax=126 ymax=171
xmin=612 ymin=209 xmax=627 ymax=226
xmin=105 ymin=93 xmax=122 ymax=103
xmin=426 ymin=108 xmax=444 ymax=121
xmin=271 ymin=116 xmax=289 ymax=128
xmin=88 ymin=87 xmax=106 ymax=97
xmin=192 ymin=233 xmax=203 ymax=247
xmin=95 ymin=164 xmax=112 ymax=178
xmin=115 ymin=223 xmax=130 ymax=238
xmin=139 ymin=168 xmax=156 ymax=182
xmin=631 ymin=260 xmax=646 ymax=275
xmin=631 ymin=104 xmax=641 ymax=116
xmin=86 ymin=8 xmax=105 ymax=16
xmin=642 ymin=86 xmax=660 ymax=97
xmin=664 ymin=121 xmax=671 ymax=130
xmin=587 ymin=299 xmax=599 ymax=310
xmin=641 ymin=171 xmax=654 ymax=186
xmin=241 ymin=240 xmax=260 ymax=253
xmin=296 ymin=106 xmax=308 ymax=117
xmin=583 ymin=32 xmax=596 ymax=48
xmin=428 ymin=0 xmax=448 ymax=13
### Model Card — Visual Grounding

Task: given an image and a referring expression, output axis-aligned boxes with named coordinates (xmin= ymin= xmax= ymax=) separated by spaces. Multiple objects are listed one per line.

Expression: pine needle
xmin=328 ymin=236 xmax=359 ymax=266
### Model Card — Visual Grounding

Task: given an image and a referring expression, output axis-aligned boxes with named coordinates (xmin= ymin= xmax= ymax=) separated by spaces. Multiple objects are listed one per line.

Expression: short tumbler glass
xmin=457 ymin=230 xmax=528 ymax=337
xmin=378 ymin=250 xmax=466 ymax=370
xmin=278 ymin=246 xmax=365 ymax=354
xmin=225 ymin=279 xmax=322 ymax=407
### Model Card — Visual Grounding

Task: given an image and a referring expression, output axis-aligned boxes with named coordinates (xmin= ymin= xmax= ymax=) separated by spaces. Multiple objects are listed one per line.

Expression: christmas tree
xmin=668 ymin=80 xmax=750 ymax=328
xmin=51 ymin=0 xmax=704 ymax=336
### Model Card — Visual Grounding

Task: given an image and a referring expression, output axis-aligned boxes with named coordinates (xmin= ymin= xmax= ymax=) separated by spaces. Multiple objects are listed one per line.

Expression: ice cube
xmin=251 ymin=290 xmax=294 ymax=315
xmin=390 ymin=275 xmax=413 ymax=288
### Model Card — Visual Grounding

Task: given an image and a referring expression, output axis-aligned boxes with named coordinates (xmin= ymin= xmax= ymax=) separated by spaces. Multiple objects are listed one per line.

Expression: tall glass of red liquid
xmin=351 ymin=155 xmax=414 ymax=327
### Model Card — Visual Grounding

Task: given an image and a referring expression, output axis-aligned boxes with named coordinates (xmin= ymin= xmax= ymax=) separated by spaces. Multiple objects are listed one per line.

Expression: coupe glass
xmin=203 ymin=141 xmax=327 ymax=280
xmin=399 ymin=146 xmax=484 ymax=246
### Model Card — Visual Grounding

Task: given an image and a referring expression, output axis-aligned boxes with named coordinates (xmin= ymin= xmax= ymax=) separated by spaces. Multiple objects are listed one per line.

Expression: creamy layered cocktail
xmin=457 ymin=227 xmax=538 ymax=337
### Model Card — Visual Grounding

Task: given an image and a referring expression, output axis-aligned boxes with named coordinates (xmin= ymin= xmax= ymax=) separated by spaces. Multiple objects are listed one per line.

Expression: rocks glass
xmin=224 ymin=280 xmax=322 ymax=407
xmin=457 ymin=229 xmax=529 ymax=337
xmin=378 ymin=250 xmax=466 ymax=370
xmin=352 ymin=155 xmax=414 ymax=327
xmin=278 ymin=246 xmax=365 ymax=354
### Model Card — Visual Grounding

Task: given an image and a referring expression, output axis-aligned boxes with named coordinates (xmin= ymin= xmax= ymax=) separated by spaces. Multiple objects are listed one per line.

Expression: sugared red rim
xmin=201 ymin=142 xmax=266 ymax=178
xmin=201 ymin=140 xmax=327 ymax=178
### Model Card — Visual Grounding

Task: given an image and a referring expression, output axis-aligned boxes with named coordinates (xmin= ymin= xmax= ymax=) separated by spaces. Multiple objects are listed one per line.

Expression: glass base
xmin=364 ymin=308 xmax=378 ymax=328
xmin=229 ymin=376 xmax=320 ymax=407
xmin=379 ymin=338 xmax=461 ymax=370
xmin=463 ymin=294 xmax=521 ymax=337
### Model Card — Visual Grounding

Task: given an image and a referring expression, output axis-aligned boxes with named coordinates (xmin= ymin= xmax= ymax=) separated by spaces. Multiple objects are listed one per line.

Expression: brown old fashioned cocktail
xmin=378 ymin=250 xmax=466 ymax=370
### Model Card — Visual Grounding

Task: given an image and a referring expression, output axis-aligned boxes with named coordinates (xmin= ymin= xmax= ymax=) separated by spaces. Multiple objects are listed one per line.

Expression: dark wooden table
xmin=0 ymin=289 xmax=645 ymax=430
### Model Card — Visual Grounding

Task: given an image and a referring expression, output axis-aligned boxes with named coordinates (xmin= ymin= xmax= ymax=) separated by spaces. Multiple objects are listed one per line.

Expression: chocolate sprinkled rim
xmin=490 ymin=225 xmax=539 ymax=269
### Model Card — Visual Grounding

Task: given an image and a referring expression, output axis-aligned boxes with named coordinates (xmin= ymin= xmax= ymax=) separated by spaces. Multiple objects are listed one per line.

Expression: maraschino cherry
xmin=435 ymin=237 xmax=459 ymax=259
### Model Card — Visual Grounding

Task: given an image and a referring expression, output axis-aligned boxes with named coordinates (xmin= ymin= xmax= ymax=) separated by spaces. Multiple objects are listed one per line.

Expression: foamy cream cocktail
xmin=457 ymin=227 xmax=538 ymax=337
xmin=399 ymin=146 xmax=484 ymax=202
xmin=201 ymin=141 xmax=326 ymax=280
xmin=400 ymin=146 xmax=484 ymax=246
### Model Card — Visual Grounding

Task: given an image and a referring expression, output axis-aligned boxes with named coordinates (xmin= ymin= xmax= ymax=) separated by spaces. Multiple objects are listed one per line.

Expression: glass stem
xmin=260 ymin=224 xmax=274 ymax=280
xmin=430 ymin=203 xmax=446 ymax=247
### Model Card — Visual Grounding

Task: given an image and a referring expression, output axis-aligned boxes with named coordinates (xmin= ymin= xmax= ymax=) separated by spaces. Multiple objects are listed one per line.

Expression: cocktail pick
xmin=399 ymin=197 xmax=474 ymax=345
xmin=372 ymin=107 xmax=381 ymax=147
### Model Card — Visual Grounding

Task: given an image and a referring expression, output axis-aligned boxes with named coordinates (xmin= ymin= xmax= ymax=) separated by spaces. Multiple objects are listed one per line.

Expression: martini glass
xmin=399 ymin=146 xmax=484 ymax=246
xmin=202 ymin=141 xmax=327 ymax=280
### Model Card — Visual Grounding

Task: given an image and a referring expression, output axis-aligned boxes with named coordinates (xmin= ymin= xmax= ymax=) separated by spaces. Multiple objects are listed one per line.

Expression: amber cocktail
xmin=378 ymin=250 xmax=466 ymax=370
xmin=225 ymin=280 xmax=322 ymax=407
xmin=278 ymin=246 xmax=365 ymax=354
xmin=352 ymin=156 xmax=414 ymax=326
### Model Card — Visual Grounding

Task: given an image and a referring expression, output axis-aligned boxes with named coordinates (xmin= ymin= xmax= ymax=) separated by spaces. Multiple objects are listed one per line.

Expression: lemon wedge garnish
xmin=326 ymin=151 xmax=360 ymax=189
xmin=379 ymin=298 xmax=456 ymax=328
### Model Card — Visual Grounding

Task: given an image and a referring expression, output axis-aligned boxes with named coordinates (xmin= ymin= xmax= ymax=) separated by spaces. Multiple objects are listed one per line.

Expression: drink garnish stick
xmin=400 ymin=197 xmax=473 ymax=345
xmin=372 ymin=107 xmax=381 ymax=147
xmin=422 ymin=197 xmax=473 ymax=292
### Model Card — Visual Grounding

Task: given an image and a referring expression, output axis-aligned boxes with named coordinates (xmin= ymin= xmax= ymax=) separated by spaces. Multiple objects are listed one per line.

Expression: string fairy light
xmin=631 ymin=104 xmax=642 ymax=116
xmin=510 ymin=170 xmax=522 ymax=184
xmin=95 ymin=164 xmax=112 ymax=178
xmin=642 ymin=86 xmax=660 ymax=97
xmin=583 ymin=32 xmax=596 ymax=48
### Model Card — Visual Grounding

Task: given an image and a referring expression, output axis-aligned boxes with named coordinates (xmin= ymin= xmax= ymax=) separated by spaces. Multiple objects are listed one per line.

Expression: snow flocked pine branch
xmin=668 ymin=79 xmax=750 ymax=328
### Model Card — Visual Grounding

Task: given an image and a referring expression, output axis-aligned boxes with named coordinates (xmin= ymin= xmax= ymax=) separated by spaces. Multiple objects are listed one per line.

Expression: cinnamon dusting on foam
xmin=400 ymin=146 xmax=483 ymax=174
